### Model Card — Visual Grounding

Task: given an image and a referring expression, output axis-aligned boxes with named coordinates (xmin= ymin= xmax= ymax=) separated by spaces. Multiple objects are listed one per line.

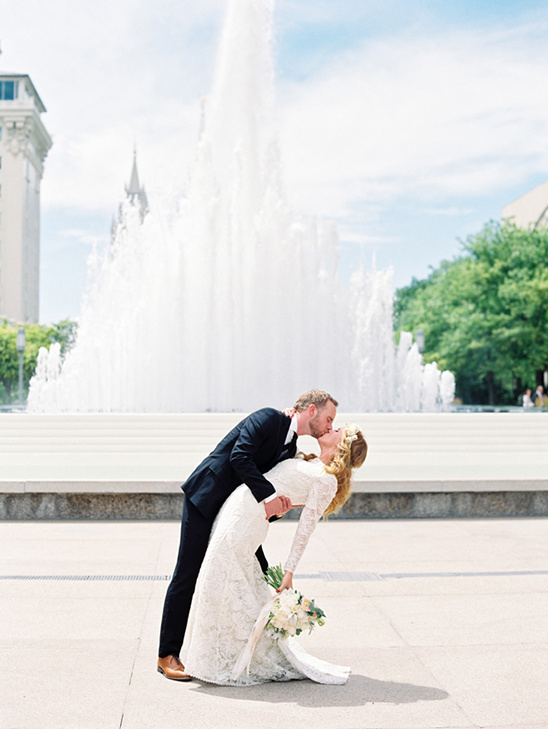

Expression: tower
xmin=111 ymin=149 xmax=148 ymax=241
xmin=125 ymin=148 xmax=148 ymax=221
xmin=0 ymin=70 xmax=52 ymax=323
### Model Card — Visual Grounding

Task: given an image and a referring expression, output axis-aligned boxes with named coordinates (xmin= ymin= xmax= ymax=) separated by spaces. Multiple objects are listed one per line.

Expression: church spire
xmin=112 ymin=148 xmax=149 ymax=243
xmin=124 ymin=147 xmax=148 ymax=220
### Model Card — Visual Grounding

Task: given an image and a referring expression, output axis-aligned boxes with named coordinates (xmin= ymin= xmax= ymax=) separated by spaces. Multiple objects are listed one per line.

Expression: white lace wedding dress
xmin=181 ymin=456 xmax=351 ymax=686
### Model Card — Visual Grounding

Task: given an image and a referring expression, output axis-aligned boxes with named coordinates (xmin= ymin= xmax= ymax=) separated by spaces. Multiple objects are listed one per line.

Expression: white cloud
xmin=2 ymin=0 xmax=543 ymax=322
xmin=419 ymin=207 xmax=475 ymax=217
xmin=341 ymin=232 xmax=400 ymax=246
xmin=5 ymin=3 xmax=548 ymax=211
xmin=58 ymin=229 xmax=110 ymax=247
xmin=42 ymin=100 xmax=203 ymax=210
xmin=3 ymin=0 xmax=225 ymax=210
xmin=5 ymin=1 xmax=548 ymax=251
xmin=277 ymin=0 xmax=411 ymax=32
xmin=277 ymin=20 xmax=548 ymax=220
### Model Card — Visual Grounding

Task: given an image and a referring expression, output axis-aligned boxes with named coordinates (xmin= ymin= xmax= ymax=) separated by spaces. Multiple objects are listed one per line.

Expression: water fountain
xmin=28 ymin=0 xmax=454 ymax=414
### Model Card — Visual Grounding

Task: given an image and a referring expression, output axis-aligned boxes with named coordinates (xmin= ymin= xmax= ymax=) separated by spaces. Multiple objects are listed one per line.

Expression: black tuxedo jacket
xmin=182 ymin=407 xmax=296 ymax=520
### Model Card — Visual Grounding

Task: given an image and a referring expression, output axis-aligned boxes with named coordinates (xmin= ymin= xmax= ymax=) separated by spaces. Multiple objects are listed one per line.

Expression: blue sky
xmin=3 ymin=0 xmax=548 ymax=323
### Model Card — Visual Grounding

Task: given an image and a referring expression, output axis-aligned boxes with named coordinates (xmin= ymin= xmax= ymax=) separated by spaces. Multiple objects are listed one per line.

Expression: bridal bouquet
xmin=262 ymin=564 xmax=326 ymax=640
xmin=231 ymin=564 xmax=327 ymax=679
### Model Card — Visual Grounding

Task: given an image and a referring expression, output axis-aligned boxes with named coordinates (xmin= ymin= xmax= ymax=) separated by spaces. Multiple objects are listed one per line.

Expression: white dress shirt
xmin=264 ymin=414 xmax=298 ymax=503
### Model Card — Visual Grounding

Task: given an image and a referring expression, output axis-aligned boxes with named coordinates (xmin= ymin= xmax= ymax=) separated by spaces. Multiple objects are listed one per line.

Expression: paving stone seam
xmin=2 ymin=569 xmax=548 ymax=581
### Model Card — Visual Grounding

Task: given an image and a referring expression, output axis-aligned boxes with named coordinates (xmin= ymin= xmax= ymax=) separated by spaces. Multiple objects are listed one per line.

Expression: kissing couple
xmin=158 ymin=389 xmax=367 ymax=685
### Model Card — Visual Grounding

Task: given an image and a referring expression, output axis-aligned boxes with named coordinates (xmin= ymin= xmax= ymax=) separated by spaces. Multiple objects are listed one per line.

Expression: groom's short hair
xmin=294 ymin=389 xmax=338 ymax=411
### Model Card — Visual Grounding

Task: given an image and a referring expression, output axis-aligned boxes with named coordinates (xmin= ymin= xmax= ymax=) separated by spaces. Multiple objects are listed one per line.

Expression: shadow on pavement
xmin=189 ymin=674 xmax=449 ymax=707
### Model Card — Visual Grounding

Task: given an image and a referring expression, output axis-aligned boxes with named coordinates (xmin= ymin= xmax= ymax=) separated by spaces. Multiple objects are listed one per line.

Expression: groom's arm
xmin=264 ymin=495 xmax=292 ymax=519
xmin=230 ymin=408 xmax=291 ymax=516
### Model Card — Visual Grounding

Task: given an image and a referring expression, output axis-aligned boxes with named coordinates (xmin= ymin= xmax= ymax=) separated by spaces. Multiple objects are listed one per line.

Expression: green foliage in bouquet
xmin=262 ymin=564 xmax=285 ymax=591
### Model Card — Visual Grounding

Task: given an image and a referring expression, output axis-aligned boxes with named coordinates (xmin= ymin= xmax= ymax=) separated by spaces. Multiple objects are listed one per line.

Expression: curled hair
xmin=302 ymin=428 xmax=367 ymax=517
xmin=294 ymin=389 xmax=338 ymax=411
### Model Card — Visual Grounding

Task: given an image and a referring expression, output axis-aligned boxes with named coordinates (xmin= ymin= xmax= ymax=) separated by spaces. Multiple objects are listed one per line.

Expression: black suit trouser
xmin=159 ymin=496 xmax=268 ymax=657
xmin=159 ymin=497 xmax=212 ymax=657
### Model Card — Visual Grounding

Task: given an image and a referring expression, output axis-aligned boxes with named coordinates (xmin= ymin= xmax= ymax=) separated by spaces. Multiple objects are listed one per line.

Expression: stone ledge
xmin=2 ymin=490 xmax=548 ymax=520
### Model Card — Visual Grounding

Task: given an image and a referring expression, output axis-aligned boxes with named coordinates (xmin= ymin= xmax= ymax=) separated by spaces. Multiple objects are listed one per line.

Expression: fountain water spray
xmin=28 ymin=0 xmax=454 ymax=413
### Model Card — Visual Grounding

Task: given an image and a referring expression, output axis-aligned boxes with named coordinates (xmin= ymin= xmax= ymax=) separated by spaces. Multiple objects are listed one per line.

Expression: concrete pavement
xmin=1 ymin=517 xmax=548 ymax=729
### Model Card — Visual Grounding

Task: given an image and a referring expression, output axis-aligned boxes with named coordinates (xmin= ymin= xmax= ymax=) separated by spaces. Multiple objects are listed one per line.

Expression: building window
xmin=0 ymin=81 xmax=18 ymax=100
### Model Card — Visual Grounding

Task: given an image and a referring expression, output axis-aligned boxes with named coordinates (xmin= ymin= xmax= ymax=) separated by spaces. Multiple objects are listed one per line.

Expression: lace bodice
xmin=266 ymin=456 xmax=337 ymax=574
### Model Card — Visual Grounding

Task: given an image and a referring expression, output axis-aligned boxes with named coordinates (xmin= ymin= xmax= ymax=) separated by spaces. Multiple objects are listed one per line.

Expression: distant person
xmin=532 ymin=385 xmax=544 ymax=407
xmin=522 ymin=388 xmax=534 ymax=408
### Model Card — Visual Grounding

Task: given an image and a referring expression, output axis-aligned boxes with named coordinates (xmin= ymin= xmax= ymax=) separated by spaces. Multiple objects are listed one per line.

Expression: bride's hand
xmin=281 ymin=407 xmax=296 ymax=417
xmin=276 ymin=571 xmax=293 ymax=592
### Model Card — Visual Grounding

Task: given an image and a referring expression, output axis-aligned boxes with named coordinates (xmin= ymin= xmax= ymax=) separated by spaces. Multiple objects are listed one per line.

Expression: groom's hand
xmin=264 ymin=495 xmax=292 ymax=519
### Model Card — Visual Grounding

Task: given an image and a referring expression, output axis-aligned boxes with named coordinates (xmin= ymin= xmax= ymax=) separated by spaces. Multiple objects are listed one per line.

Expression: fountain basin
xmin=1 ymin=412 xmax=547 ymax=519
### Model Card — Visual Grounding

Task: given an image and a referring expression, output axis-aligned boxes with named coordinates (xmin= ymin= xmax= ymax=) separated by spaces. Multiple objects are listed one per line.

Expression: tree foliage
xmin=394 ymin=221 xmax=548 ymax=404
xmin=0 ymin=320 xmax=76 ymax=405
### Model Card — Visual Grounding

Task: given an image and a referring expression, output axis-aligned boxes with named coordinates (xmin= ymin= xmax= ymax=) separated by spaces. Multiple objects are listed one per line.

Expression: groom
xmin=158 ymin=389 xmax=338 ymax=681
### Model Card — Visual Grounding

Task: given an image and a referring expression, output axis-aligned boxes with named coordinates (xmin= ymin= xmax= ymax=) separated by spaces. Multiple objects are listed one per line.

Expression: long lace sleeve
xmin=283 ymin=470 xmax=337 ymax=574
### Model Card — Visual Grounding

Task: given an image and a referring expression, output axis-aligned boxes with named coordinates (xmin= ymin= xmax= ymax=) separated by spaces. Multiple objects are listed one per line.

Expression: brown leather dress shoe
xmin=157 ymin=655 xmax=191 ymax=681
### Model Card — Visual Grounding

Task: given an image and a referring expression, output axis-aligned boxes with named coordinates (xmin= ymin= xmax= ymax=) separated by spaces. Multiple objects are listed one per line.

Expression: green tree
xmin=0 ymin=320 xmax=77 ymax=406
xmin=394 ymin=221 xmax=548 ymax=405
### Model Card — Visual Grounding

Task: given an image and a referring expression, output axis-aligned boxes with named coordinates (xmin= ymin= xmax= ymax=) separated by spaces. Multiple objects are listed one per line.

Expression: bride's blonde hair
xmin=301 ymin=426 xmax=367 ymax=517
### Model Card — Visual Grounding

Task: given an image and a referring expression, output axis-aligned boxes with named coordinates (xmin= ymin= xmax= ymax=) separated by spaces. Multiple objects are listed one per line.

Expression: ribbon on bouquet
xmin=230 ymin=593 xmax=281 ymax=680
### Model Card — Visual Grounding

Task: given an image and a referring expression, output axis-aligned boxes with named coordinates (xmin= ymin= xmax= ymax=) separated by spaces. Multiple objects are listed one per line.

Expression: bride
xmin=181 ymin=423 xmax=367 ymax=685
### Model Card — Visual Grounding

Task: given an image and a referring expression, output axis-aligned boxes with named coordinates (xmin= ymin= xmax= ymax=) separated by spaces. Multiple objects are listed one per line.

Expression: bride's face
xmin=318 ymin=427 xmax=345 ymax=450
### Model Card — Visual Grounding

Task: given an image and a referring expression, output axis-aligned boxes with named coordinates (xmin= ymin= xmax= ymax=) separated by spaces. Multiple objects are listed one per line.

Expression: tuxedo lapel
xmin=277 ymin=423 xmax=297 ymax=462
xmin=287 ymin=431 xmax=298 ymax=457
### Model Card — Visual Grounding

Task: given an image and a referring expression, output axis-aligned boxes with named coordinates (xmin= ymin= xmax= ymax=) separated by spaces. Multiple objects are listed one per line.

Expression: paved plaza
xmin=1 ymin=517 xmax=548 ymax=729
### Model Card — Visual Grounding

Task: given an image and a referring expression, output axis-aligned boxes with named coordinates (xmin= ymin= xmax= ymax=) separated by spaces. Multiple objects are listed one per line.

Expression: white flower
xmin=265 ymin=587 xmax=326 ymax=641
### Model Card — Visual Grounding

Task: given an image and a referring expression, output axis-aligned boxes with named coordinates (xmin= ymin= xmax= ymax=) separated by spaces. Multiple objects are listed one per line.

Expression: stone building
xmin=502 ymin=180 xmax=548 ymax=229
xmin=0 ymin=71 xmax=52 ymax=323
